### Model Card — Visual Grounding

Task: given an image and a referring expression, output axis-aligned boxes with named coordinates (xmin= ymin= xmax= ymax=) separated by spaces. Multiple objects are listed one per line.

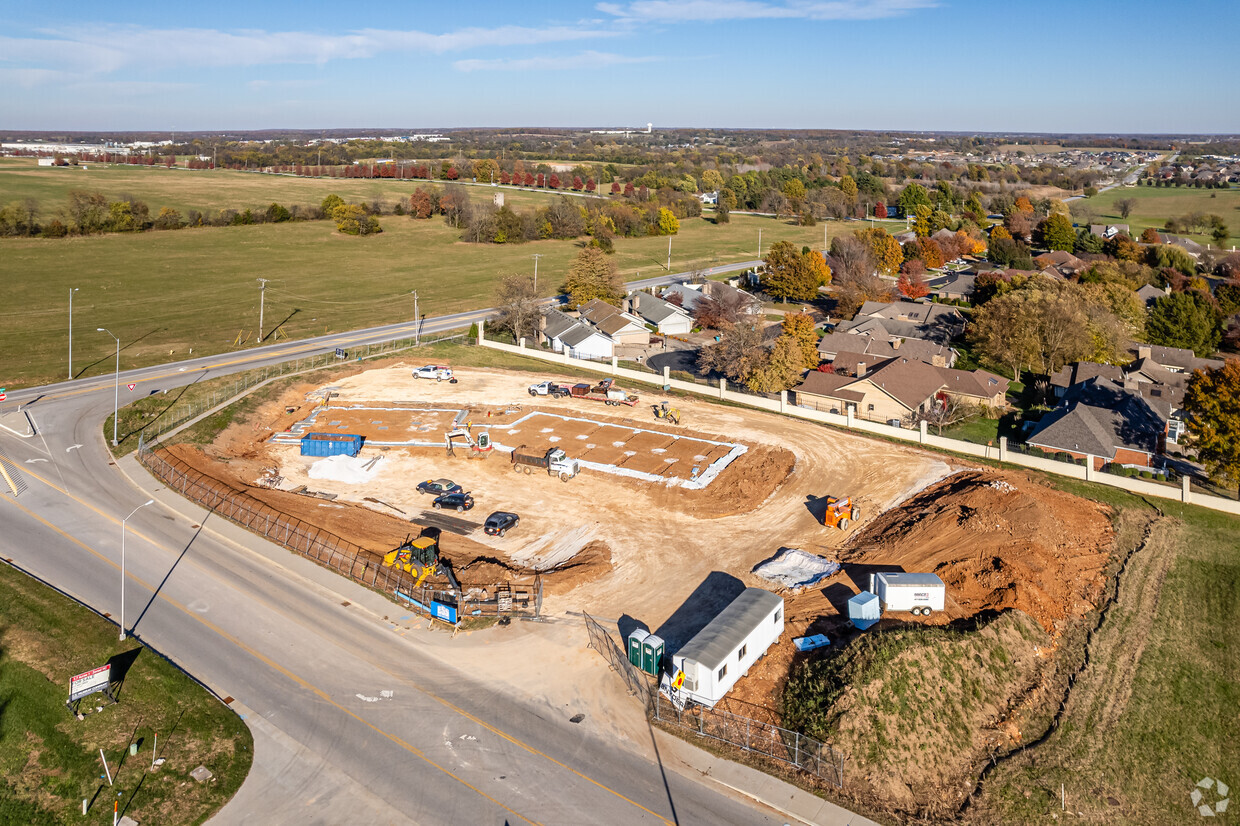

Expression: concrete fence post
xmin=1182 ymin=474 xmax=1192 ymax=504
xmin=663 ymin=365 xmax=670 ymax=385
xmin=718 ymin=378 xmax=726 ymax=400
xmin=779 ymin=390 xmax=787 ymax=414
xmin=611 ymin=356 xmax=618 ymax=375
xmin=562 ymin=349 xmax=570 ymax=364
xmin=1085 ymin=455 xmax=1095 ymax=481
xmin=999 ymin=435 xmax=1008 ymax=462
xmin=477 ymin=319 xmax=484 ymax=344
xmin=919 ymin=419 xmax=928 ymax=444
xmin=519 ymin=337 xmax=526 ymax=349
xmin=846 ymin=405 xmax=855 ymax=429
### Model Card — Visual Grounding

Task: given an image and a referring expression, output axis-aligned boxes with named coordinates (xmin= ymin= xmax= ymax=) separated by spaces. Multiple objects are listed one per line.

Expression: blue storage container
xmin=300 ymin=432 xmax=364 ymax=457
xmin=848 ymin=591 xmax=881 ymax=630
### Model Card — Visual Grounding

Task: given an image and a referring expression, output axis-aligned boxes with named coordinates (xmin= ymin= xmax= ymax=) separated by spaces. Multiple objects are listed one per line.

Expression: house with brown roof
xmin=792 ymin=357 xmax=1008 ymax=423
xmin=577 ymin=299 xmax=651 ymax=346
xmin=817 ymin=330 xmax=956 ymax=367
xmin=1033 ymin=250 xmax=1085 ymax=277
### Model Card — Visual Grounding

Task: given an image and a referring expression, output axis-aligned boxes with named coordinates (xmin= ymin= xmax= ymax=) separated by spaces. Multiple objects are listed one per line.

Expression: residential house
xmin=1156 ymin=233 xmax=1207 ymax=257
xmin=1088 ymin=223 xmax=1130 ymax=239
xmin=662 ymin=281 xmax=761 ymax=316
xmin=930 ymin=270 xmax=977 ymax=303
xmin=627 ymin=291 xmax=692 ymax=335
xmin=1033 ymin=250 xmax=1086 ymax=277
xmin=1126 ymin=344 xmax=1223 ymax=373
xmin=792 ymin=357 xmax=1008 ymax=423
xmin=577 ymin=298 xmax=651 ymax=346
xmin=1026 ymin=378 xmax=1168 ymax=469
xmin=1136 ymin=284 xmax=1168 ymax=309
xmin=537 ymin=309 xmax=613 ymax=360
xmin=838 ymin=300 xmax=966 ymax=344
xmin=817 ymin=330 xmax=956 ymax=368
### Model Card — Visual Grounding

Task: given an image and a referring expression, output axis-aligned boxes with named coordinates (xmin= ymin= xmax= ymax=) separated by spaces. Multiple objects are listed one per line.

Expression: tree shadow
xmin=654 ymin=571 xmax=745 ymax=653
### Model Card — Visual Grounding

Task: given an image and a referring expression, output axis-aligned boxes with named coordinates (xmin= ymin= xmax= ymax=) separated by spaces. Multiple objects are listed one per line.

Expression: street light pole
xmin=119 ymin=499 xmax=155 ymax=641
xmin=97 ymin=328 xmax=120 ymax=445
xmin=758 ymin=229 xmax=762 ymax=258
xmin=412 ymin=291 xmax=419 ymax=345
xmin=68 ymin=287 xmax=78 ymax=380
xmin=531 ymin=254 xmax=542 ymax=292
xmin=667 ymin=237 xmax=672 ymax=272
xmin=256 ymin=278 xmax=269 ymax=343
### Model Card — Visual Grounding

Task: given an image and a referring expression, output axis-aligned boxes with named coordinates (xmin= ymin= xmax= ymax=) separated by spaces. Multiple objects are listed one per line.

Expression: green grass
xmin=1079 ymin=184 xmax=1240 ymax=248
xmin=2 ymin=200 xmax=839 ymax=389
xmin=0 ymin=561 xmax=251 ymax=824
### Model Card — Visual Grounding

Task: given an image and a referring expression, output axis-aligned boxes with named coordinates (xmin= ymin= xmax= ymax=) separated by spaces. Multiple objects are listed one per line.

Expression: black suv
xmin=483 ymin=511 xmax=520 ymax=536
xmin=432 ymin=492 xmax=474 ymax=512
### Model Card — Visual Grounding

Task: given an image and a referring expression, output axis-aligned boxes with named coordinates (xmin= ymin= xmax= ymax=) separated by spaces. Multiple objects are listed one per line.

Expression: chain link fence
xmin=581 ymin=613 xmax=844 ymax=788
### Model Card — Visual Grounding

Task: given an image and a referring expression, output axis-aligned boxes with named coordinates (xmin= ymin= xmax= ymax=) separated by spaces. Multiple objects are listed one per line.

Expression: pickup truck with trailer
xmin=529 ymin=378 xmax=637 ymax=406
xmin=528 ymin=380 xmax=572 ymax=398
xmin=510 ymin=445 xmax=580 ymax=481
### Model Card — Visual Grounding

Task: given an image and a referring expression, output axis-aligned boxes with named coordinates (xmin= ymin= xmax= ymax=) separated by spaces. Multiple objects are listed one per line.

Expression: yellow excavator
xmin=383 ymin=530 xmax=460 ymax=590
xmin=651 ymin=401 xmax=682 ymax=425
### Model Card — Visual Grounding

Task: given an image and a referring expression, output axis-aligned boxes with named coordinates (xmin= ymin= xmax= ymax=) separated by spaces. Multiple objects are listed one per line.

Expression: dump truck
xmin=567 ymin=378 xmax=639 ymax=407
xmin=869 ymin=572 xmax=945 ymax=616
xmin=510 ymin=445 xmax=579 ymax=481
xmin=821 ymin=496 xmax=860 ymax=530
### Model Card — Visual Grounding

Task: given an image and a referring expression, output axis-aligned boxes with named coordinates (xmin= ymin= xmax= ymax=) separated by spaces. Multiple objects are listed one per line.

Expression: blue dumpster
xmin=300 ymin=433 xmax=364 ymax=457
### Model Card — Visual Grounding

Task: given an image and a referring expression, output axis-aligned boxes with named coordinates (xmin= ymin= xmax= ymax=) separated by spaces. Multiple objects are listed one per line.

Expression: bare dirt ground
xmin=189 ymin=361 xmax=954 ymax=635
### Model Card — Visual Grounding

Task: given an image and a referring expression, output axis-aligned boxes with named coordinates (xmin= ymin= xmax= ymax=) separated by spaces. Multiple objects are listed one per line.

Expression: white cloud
xmin=454 ymin=50 xmax=659 ymax=73
xmin=598 ymin=0 xmax=936 ymax=22
xmin=0 ymin=23 xmax=618 ymax=77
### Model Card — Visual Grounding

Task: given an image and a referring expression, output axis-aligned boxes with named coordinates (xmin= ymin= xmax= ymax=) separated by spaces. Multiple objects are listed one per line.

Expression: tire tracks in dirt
xmin=960 ymin=502 xmax=1180 ymax=820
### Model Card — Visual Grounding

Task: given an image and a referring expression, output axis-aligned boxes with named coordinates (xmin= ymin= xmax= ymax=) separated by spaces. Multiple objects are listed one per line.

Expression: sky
xmin=2 ymin=0 xmax=1239 ymax=133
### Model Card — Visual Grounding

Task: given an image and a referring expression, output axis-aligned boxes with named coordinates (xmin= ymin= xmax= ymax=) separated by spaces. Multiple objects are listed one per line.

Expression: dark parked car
xmin=432 ymin=492 xmax=474 ymax=512
xmin=417 ymin=478 xmax=461 ymax=496
xmin=483 ymin=511 xmax=520 ymax=537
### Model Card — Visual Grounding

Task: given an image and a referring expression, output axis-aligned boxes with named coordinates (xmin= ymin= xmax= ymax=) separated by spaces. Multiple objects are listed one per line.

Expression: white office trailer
xmin=670 ymin=588 xmax=784 ymax=708
xmin=869 ymin=572 xmax=946 ymax=616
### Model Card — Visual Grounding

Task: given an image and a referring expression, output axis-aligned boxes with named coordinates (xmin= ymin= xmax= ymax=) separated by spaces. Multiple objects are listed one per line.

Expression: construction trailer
xmin=300 ymin=433 xmax=363 ymax=457
xmin=568 ymin=378 xmax=639 ymax=407
xmin=869 ymin=572 xmax=945 ymax=616
xmin=670 ymin=588 xmax=784 ymax=708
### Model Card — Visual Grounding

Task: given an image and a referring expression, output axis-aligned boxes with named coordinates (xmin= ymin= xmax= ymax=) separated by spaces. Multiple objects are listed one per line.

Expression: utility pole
xmin=667 ymin=237 xmax=672 ymax=272
xmin=532 ymin=254 xmax=542 ymax=292
xmin=412 ymin=291 xmax=419 ymax=344
xmin=758 ymin=229 xmax=762 ymax=258
xmin=256 ymin=279 xmax=269 ymax=343
xmin=68 ymin=287 xmax=78 ymax=379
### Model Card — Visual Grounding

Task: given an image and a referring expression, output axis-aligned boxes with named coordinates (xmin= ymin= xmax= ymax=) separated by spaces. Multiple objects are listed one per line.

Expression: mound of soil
xmin=844 ymin=469 xmax=1113 ymax=633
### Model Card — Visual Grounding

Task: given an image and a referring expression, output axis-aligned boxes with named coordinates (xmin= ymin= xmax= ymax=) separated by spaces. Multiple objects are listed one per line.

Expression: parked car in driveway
xmin=483 ymin=511 xmax=520 ymax=536
xmin=432 ymin=491 xmax=474 ymax=512
xmin=412 ymin=365 xmax=455 ymax=381
xmin=417 ymin=478 xmax=461 ymax=496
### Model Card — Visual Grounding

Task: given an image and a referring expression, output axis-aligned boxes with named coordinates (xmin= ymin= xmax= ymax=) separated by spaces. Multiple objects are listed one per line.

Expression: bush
xmin=1140 ymin=470 xmax=1153 ymax=479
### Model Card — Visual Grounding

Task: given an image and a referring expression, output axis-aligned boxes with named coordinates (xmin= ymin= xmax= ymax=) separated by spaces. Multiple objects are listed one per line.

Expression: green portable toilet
xmin=642 ymin=634 xmax=665 ymax=676
xmin=627 ymin=629 xmax=649 ymax=669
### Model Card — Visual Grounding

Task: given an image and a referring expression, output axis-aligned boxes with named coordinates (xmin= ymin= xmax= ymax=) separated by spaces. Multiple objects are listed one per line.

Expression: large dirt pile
xmin=845 ymin=469 xmax=1113 ymax=633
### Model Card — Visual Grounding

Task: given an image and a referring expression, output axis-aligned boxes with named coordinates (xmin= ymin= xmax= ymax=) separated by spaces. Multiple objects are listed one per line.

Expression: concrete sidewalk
xmin=118 ymin=452 xmax=879 ymax=826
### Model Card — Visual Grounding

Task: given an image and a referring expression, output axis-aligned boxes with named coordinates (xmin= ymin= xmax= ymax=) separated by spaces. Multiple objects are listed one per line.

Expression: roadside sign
xmin=334 ymin=348 xmax=347 ymax=359
xmin=671 ymin=669 xmax=685 ymax=690
xmin=431 ymin=600 xmax=458 ymax=624
xmin=68 ymin=664 xmax=111 ymax=702
xmin=0 ymin=388 xmax=6 ymax=402
xmin=127 ymin=383 xmax=136 ymax=391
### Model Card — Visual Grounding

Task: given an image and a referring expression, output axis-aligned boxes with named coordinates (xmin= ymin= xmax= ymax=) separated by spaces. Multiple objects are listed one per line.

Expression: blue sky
xmin=2 ymin=0 xmax=1238 ymax=133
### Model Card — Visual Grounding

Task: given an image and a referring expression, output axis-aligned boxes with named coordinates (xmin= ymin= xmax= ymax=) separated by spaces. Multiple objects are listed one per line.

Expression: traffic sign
xmin=0 ymin=388 xmax=6 ymax=402
xmin=127 ymin=383 xmax=136 ymax=391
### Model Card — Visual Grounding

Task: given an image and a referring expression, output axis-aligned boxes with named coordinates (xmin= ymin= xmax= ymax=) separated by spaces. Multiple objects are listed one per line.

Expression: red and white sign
xmin=0 ymin=393 xmax=6 ymax=402
xmin=69 ymin=664 xmax=111 ymax=702
xmin=127 ymin=383 xmax=136 ymax=391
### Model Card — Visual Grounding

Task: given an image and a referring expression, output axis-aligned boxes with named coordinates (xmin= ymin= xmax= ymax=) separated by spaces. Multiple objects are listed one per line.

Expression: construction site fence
xmin=137 ymin=332 xmax=465 ymax=447
xmin=582 ymin=613 xmax=844 ymax=788
xmin=481 ymin=330 xmax=1240 ymax=518
xmin=137 ymin=443 xmax=542 ymax=620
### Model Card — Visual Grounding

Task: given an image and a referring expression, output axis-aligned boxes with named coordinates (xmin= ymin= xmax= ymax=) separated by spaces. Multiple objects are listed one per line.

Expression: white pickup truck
xmin=528 ymin=380 xmax=571 ymax=398
xmin=412 ymin=365 xmax=455 ymax=381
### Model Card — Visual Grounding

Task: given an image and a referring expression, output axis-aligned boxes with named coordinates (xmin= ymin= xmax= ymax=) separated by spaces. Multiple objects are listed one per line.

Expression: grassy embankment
xmin=0 ymin=562 xmax=251 ymax=824
xmin=0 ymin=160 xmax=846 ymax=390
xmin=1080 ymin=184 xmax=1240 ymax=249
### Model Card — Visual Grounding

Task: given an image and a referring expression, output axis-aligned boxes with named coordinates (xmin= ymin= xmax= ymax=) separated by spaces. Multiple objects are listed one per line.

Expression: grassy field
xmin=0 ymin=157 xmax=608 ymax=215
xmin=0 ymin=561 xmax=251 ymax=824
xmin=1 ymin=201 xmax=840 ymax=389
xmin=972 ymin=481 xmax=1239 ymax=824
xmin=1080 ymin=184 xmax=1240 ymax=249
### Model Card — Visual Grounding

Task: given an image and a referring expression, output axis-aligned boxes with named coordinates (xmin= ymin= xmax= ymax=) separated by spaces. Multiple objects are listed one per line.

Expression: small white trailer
xmin=869 ymin=572 xmax=945 ymax=617
xmin=669 ymin=588 xmax=783 ymax=708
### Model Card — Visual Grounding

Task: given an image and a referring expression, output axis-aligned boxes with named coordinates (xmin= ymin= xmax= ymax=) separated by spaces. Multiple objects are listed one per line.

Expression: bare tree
xmin=1113 ymin=198 xmax=1137 ymax=219
xmin=697 ymin=322 xmax=766 ymax=381
xmin=691 ymin=287 xmax=758 ymax=330
xmin=493 ymin=273 xmax=542 ymax=342
xmin=918 ymin=396 xmax=981 ymax=435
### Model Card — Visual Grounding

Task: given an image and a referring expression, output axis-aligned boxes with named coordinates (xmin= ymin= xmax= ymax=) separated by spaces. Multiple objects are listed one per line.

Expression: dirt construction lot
xmin=180 ymin=362 xmax=957 ymax=636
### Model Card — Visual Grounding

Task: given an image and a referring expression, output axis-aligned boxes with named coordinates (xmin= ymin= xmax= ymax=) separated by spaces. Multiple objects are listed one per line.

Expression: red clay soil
xmin=842 ymin=468 xmax=1114 ymax=634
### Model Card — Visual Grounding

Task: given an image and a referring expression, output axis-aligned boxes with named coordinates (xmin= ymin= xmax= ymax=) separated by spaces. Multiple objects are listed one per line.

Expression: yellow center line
xmin=10 ymin=465 xmax=674 ymax=825
xmin=0 ymin=492 xmax=541 ymax=826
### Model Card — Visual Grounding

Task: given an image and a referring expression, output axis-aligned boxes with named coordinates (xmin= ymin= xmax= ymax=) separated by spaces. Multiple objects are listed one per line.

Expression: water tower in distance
xmin=646 ymin=122 xmax=653 ymax=133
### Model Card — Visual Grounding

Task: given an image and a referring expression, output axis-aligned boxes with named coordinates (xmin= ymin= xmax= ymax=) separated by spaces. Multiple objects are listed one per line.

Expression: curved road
xmin=0 ymin=260 xmax=827 ymax=825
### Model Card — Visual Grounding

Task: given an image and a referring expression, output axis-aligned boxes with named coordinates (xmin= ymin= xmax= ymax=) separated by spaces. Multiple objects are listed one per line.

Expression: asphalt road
xmin=0 ymin=259 xmax=801 ymax=825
